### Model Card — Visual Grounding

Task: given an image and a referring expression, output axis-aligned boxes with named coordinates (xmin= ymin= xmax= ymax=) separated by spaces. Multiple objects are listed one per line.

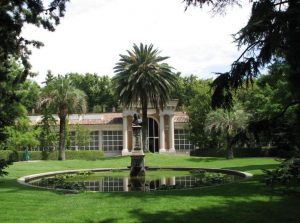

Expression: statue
xmin=132 ymin=114 xmax=142 ymax=126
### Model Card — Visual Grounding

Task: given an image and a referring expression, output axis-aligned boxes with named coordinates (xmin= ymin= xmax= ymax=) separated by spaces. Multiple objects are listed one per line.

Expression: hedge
xmin=190 ymin=146 xmax=293 ymax=158
xmin=190 ymin=147 xmax=271 ymax=158
xmin=0 ymin=150 xmax=16 ymax=161
xmin=0 ymin=150 xmax=104 ymax=161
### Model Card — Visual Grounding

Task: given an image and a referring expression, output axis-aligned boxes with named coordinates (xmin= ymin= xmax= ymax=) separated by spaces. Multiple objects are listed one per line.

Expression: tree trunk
xmin=58 ymin=115 xmax=66 ymax=160
xmin=226 ymin=133 xmax=234 ymax=159
xmin=142 ymin=105 xmax=148 ymax=152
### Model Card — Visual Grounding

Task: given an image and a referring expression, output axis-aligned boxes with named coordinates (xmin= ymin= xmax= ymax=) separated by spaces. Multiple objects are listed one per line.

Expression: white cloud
xmin=22 ymin=0 xmax=251 ymax=84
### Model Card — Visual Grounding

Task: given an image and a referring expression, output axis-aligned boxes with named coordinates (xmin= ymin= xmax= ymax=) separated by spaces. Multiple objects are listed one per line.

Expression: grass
xmin=0 ymin=154 xmax=299 ymax=223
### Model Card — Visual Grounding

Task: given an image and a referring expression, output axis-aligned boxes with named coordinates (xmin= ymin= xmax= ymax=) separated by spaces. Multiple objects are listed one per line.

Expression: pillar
xmin=169 ymin=114 xmax=175 ymax=153
xmin=123 ymin=177 xmax=129 ymax=192
xmin=122 ymin=115 xmax=129 ymax=155
xmin=159 ymin=114 xmax=166 ymax=153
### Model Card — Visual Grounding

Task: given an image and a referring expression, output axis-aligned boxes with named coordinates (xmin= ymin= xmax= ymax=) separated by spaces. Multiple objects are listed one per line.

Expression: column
xmin=160 ymin=177 xmax=166 ymax=186
xmin=122 ymin=115 xmax=129 ymax=155
xmin=169 ymin=114 xmax=175 ymax=153
xmin=170 ymin=176 xmax=176 ymax=186
xmin=159 ymin=114 xmax=166 ymax=153
xmin=123 ymin=177 xmax=129 ymax=192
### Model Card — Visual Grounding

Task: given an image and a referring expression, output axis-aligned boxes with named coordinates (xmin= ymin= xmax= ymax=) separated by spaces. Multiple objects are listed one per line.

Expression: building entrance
xmin=147 ymin=118 xmax=159 ymax=153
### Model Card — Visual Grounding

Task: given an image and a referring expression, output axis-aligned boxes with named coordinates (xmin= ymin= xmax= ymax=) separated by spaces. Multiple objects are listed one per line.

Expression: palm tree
xmin=205 ymin=106 xmax=250 ymax=159
xmin=39 ymin=75 xmax=87 ymax=160
xmin=113 ymin=43 xmax=177 ymax=152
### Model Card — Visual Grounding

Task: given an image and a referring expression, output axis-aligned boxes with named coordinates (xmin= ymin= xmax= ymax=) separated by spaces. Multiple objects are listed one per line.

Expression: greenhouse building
xmin=29 ymin=100 xmax=195 ymax=156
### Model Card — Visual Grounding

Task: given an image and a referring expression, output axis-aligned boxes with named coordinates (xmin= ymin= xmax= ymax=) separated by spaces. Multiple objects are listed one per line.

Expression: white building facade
xmin=29 ymin=100 xmax=195 ymax=155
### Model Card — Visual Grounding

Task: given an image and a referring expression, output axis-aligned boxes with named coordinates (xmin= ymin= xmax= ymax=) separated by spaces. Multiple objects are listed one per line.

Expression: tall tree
xmin=113 ymin=43 xmax=177 ymax=152
xmin=0 ymin=0 xmax=69 ymax=82
xmin=186 ymin=78 xmax=213 ymax=149
xmin=184 ymin=0 xmax=300 ymax=149
xmin=0 ymin=0 xmax=68 ymax=143
xmin=205 ymin=106 xmax=250 ymax=159
xmin=69 ymin=73 xmax=117 ymax=112
xmin=39 ymin=75 xmax=87 ymax=160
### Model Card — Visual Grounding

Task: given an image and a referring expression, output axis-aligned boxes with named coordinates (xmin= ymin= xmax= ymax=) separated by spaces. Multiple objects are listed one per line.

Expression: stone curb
xmin=17 ymin=167 xmax=253 ymax=191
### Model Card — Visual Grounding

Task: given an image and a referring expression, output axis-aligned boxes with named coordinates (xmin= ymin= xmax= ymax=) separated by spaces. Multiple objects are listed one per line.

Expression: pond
xmin=21 ymin=168 xmax=249 ymax=192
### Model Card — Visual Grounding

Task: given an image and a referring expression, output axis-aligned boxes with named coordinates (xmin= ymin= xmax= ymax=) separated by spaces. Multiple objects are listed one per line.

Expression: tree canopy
xmin=184 ymin=0 xmax=300 ymax=108
xmin=113 ymin=43 xmax=177 ymax=151
xmin=0 ymin=0 xmax=69 ymax=143
xmin=184 ymin=0 xmax=300 ymax=150
xmin=39 ymin=75 xmax=87 ymax=160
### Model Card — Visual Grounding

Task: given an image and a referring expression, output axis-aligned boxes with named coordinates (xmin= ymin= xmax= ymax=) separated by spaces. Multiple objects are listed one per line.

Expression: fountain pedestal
xmin=130 ymin=115 xmax=145 ymax=177
xmin=130 ymin=153 xmax=145 ymax=177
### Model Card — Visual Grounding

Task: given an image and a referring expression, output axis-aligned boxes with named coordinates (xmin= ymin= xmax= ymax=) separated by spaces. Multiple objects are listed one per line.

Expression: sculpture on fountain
xmin=130 ymin=114 xmax=146 ymax=177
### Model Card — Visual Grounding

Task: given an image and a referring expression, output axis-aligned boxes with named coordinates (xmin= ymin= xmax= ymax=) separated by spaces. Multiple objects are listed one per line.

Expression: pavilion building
xmin=29 ymin=100 xmax=195 ymax=155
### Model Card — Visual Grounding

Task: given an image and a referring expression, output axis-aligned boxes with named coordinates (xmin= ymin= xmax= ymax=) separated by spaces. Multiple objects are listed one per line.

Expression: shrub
xmin=0 ymin=150 xmax=14 ymax=160
xmin=0 ymin=158 xmax=12 ymax=177
xmin=0 ymin=151 xmax=14 ymax=177
xmin=17 ymin=150 xmax=104 ymax=161
xmin=264 ymin=157 xmax=300 ymax=187
xmin=190 ymin=147 xmax=270 ymax=157
xmin=1 ymin=150 xmax=104 ymax=161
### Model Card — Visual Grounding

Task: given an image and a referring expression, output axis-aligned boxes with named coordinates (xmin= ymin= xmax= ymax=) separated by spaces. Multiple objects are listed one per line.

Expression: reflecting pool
xmin=27 ymin=169 xmax=244 ymax=192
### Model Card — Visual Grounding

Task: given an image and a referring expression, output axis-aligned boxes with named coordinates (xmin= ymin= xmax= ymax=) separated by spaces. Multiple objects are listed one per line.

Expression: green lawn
xmin=0 ymin=154 xmax=299 ymax=223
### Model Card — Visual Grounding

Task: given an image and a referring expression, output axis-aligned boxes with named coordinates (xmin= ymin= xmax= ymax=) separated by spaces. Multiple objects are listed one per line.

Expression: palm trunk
xmin=142 ymin=105 xmax=148 ymax=152
xmin=226 ymin=133 xmax=234 ymax=159
xmin=58 ymin=115 xmax=66 ymax=160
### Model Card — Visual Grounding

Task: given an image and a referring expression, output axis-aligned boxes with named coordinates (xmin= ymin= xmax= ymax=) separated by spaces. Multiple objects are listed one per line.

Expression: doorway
xmin=147 ymin=118 xmax=159 ymax=153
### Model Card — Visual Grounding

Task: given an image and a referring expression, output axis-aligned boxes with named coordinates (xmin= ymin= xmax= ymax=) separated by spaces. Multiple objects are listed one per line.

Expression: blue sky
xmin=22 ymin=0 xmax=251 ymax=84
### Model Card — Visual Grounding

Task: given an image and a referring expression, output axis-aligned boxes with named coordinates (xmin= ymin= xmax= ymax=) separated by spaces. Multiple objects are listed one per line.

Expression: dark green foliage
xmin=0 ymin=0 xmax=69 ymax=82
xmin=18 ymin=80 xmax=41 ymax=114
xmin=0 ymin=61 xmax=29 ymax=141
xmin=38 ymin=174 xmax=86 ymax=191
xmin=32 ymin=150 xmax=104 ymax=161
xmin=0 ymin=150 xmax=14 ymax=177
xmin=0 ymin=158 xmax=12 ymax=177
xmin=191 ymin=147 xmax=272 ymax=157
xmin=264 ymin=157 xmax=300 ymax=186
xmin=38 ymin=106 xmax=58 ymax=151
xmin=69 ymin=73 xmax=118 ymax=112
xmin=238 ymin=61 xmax=299 ymax=152
xmin=0 ymin=0 xmax=68 ymax=143
xmin=0 ymin=150 xmax=13 ymax=160
xmin=185 ymin=78 xmax=213 ymax=148
xmin=185 ymin=1 xmax=300 ymax=129
xmin=3 ymin=116 xmax=40 ymax=151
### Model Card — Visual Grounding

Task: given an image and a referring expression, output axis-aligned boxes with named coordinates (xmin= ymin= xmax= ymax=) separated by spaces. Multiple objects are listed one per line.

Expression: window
xmin=102 ymin=130 xmax=123 ymax=151
xmin=68 ymin=130 xmax=99 ymax=150
xmin=174 ymin=129 xmax=195 ymax=151
xmin=69 ymin=131 xmax=77 ymax=150
xmin=88 ymin=131 xmax=99 ymax=150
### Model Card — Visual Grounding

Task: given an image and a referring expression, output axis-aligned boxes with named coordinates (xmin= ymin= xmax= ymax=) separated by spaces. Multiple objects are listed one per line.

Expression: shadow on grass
xmin=84 ymin=191 xmax=300 ymax=223
xmin=125 ymin=196 xmax=300 ymax=223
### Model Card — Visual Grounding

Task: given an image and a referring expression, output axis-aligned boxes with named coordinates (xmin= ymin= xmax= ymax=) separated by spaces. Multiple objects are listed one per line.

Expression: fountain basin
xmin=18 ymin=167 xmax=252 ymax=192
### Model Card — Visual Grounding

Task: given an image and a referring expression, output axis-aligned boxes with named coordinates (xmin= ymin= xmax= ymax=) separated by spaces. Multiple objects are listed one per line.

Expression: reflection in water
xmin=31 ymin=172 xmax=241 ymax=192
